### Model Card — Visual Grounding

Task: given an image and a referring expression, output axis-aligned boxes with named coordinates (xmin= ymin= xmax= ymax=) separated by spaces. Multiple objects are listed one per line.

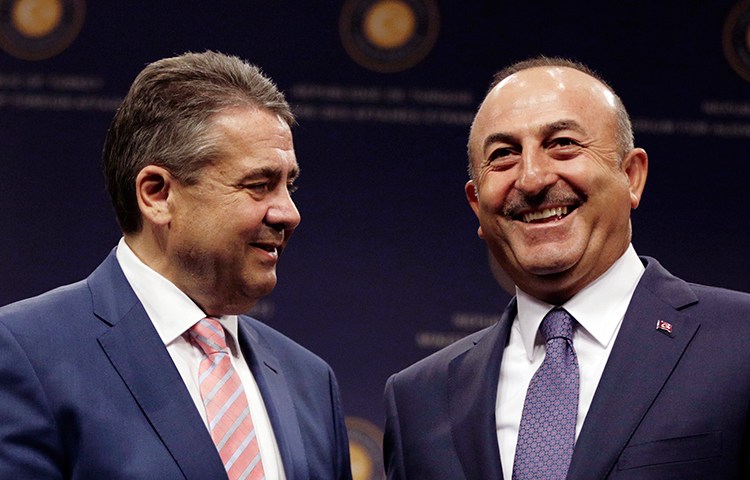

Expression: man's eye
xmin=245 ymin=183 xmax=269 ymax=192
xmin=551 ymin=138 xmax=578 ymax=147
xmin=489 ymin=147 xmax=516 ymax=161
xmin=484 ymin=147 xmax=519 ymax=171
xmin=288 ymin=183 xmax=298 ymax=194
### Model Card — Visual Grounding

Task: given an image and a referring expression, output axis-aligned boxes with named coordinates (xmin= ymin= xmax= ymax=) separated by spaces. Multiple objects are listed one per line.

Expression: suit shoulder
xmin=390 ymin=325 xmax=495 ymax=384
xmin=0 ymin=280 xmax=90 ymax=329
xmin=689 ymin=282 xmax=750 ymax=301
xmin=688 ymin=282 xmax=750 ymax=314
xmin=640 ymin=257 xmax=750 ymax=315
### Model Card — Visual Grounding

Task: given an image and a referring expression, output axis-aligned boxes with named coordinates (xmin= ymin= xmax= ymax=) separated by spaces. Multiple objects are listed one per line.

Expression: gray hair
xmin=102 ymin=50 xmax=294 ymax=233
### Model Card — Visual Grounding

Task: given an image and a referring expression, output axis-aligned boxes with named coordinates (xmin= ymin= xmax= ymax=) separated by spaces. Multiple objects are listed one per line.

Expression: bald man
xmin=383 ymin=57 xmax=750 ymax=479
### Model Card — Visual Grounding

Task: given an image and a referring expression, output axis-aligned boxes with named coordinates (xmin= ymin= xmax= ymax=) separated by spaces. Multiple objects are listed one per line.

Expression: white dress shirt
xmin=496 ymin=244 xmax=645 ymax=480
xmin=115 ymin=238 xmax=286 ymax=479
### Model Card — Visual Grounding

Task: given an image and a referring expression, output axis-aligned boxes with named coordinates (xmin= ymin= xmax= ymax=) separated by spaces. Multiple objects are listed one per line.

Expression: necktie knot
xmin=540 ymin=308 xmax=574 ymax=343
xmin=189 ymin=317 xmax=228 ymax=355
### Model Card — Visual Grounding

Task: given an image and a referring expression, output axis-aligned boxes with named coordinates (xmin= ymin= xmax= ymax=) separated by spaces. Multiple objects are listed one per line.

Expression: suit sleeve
xmin=329 ymin=367 xmax=353 ymax=480
xmin=0 ymin=321 xmax=64 ymax=479
xmin=383 ymin=374 xmax=407 ymax=480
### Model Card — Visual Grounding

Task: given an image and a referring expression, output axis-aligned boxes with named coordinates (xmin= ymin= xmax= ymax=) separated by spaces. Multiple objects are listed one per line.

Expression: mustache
xmin=501 ymin=184 xmax=585 ymax=217
xmin=249 ymin=230 xmax=287 ymax=246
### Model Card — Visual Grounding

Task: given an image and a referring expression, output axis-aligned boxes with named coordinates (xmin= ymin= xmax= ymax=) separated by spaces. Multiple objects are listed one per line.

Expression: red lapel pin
xmin=656 ymin=319 xmax=673 ymax=335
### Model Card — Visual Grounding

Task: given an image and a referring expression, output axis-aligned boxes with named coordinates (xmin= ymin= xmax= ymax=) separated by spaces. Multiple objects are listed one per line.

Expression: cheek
xmin=476 ymin=172 xmax=514 ymax=210
xmin=587 ymin=179 xmax=634 ymax=233
xmin=222 ymin=198 xmax=259 ymax=225
xmin=238 ymin=206 xmax=267 ymax=227
xmin=598 ymin=170 xmax=633 ymax=204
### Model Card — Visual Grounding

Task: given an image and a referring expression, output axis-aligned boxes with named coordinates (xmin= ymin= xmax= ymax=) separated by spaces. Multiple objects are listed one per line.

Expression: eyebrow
xmin=481 ymin=119 xmax=587 ymax=153
xmin=482 ymin=132 xmax=517 ymax=153
xmin=539 ymin=119 xmax=586 ymax=138
xmin=240 ymin=165 xmax=300 ymax=183
xmin=287 ymin=165 xmax=300 ymax=182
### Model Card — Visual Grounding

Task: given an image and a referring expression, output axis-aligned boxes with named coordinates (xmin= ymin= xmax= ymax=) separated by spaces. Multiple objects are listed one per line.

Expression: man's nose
xmin=266 ymin=188 xmax=301 ymax=231
xmin=515 ymin=149 xmax=556 ymax=196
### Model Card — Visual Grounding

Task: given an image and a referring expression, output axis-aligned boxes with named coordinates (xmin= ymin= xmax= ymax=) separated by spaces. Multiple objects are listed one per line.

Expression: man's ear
xmin=465 ymin=180 xmax=479 ymax=213
xmin=465 ymin=180 xmax=485 ymax=239
xmin=135 ymin=165 xmax=174 ymax=226
xmin=622 ymin=148 xmax=648 ymax=209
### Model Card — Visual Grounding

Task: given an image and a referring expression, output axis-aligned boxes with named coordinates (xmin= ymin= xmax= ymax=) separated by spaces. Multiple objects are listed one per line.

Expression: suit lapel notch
xmin=237 ymin=319 xmax=308 ymax=479
xmin=98 ymin=302 xmax=226 ymax=479
xmin=568 ymin=288 xmax=700 ymax=479
xmin=263 ymin=357 xmax=280 ymax=374
xmin=448 ymin=307 xmax=514 ymax=479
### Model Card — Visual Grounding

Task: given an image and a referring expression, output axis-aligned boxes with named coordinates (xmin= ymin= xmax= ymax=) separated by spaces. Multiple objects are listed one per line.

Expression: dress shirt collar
xmin=115 ymin=237 xmax=240 ymax=350
xmin=515 ymin=244 xmax=645 ymax=361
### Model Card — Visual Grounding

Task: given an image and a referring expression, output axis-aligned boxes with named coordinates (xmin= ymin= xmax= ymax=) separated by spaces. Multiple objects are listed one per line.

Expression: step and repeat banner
xmin=2 ymin=1 xmax=749 ymax=477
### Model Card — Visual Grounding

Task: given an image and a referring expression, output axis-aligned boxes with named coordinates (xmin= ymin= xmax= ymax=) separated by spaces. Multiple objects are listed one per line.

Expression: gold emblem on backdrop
xmin=723 ymin=0 xmax=750 ymax=82
xmin=0 ymin=0 xmax=85 ymax=61
xmin=346 ymin=416 xmax=385 ymax=480
xmin=340 ymin=0 xmax=440 ymax=73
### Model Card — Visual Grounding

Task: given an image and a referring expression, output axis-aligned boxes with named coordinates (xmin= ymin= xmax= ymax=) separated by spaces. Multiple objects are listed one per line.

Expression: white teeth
xmin=253 ymin=244 xmax=278 ymax=255
xmin=522 ymin=206 xmax=569 ymax=223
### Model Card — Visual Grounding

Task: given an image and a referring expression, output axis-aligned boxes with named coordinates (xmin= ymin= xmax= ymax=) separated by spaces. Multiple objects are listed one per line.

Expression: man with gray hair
xmin=384 ymin=57 xmax=750 ymax=479
xmin=0 ymin=51 xmax=352 ymax=480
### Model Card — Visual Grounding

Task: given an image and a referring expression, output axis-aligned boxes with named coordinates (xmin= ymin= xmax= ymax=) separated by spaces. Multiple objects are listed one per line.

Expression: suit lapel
xmin=91 ymin=253 xmax=226 ymax=480
xmin=567 ymin=258 xmax=700 ymax=479
xmin=448 ymin=302 xmax=515 ymax=480
xmin=237 ymin=319 xmax=308 ymax=479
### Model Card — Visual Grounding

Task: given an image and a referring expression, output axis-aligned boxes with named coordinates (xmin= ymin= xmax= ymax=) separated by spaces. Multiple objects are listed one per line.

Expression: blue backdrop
xmin=2 ymin=1 xmax=750 ymax=477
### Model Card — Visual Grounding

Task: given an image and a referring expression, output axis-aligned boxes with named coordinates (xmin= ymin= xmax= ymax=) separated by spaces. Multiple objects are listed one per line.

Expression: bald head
xmin=463 ymin=57 xmax=648 ymax=303
xmin=467 ymin=58 xmax=633 ymax=180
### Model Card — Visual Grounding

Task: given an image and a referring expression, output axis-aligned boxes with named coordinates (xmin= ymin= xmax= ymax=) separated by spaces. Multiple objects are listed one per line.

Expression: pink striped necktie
xmin=189 ymin=317 xmax=265 ymax=480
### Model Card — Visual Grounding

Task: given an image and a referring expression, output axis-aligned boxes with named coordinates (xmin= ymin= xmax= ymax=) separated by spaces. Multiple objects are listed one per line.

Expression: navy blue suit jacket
xmin=0 ymin=251 xmax=352 ymax=479
xmin=384 ymin=257 xmax=750 ymax=479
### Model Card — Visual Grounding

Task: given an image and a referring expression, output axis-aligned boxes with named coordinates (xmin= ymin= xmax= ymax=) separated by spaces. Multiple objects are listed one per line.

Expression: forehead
xmin=211 ymin=107 xmax=293 ymax=147
xmin=209 ymin=107 xmax=297 ymax=170
xmin=470 ymin=66 xmax=618 ymax=144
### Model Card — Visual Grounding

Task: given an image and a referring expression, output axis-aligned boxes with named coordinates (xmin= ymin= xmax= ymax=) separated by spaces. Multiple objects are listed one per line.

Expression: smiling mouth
xmin=519 ymin=206 xmax=574 ymax=224
xmin=251 ymin=243 xmax=280 ymax=256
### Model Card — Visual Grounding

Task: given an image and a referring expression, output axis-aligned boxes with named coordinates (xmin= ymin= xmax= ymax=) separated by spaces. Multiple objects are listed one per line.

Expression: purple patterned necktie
xmin=512 ymin=308 xmax=579 ymax=480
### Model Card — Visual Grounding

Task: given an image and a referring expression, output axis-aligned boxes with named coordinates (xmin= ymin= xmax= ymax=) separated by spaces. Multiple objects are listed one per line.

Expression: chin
xmin=518 ymin=244 xmax=582 ymax=272
xmin=244 ymin=277 xmax=277 ymax=299
xmin=526 ymin=264 xmax=573 ymax=276
xmin=516 ymin=257 xmax=580 ymax=280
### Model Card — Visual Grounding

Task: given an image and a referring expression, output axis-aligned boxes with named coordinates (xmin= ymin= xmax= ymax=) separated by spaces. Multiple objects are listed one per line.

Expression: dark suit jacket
xmin=384 ymin=257 xmax=750 ymax=479
xmin=0 ymin=251 xmax=352 ymax=479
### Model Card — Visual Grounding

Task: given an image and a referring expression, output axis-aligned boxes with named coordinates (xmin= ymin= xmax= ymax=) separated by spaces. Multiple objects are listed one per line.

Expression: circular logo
xmin=340 ymin=0 xmax=440 ymax=73
xmin=0 ymin=0 xmax=85 ymax=61
xmin=723 ymin=0 xmax=750 ymax=82
xmin=346 ymin=416 xmax=385 ymax=480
